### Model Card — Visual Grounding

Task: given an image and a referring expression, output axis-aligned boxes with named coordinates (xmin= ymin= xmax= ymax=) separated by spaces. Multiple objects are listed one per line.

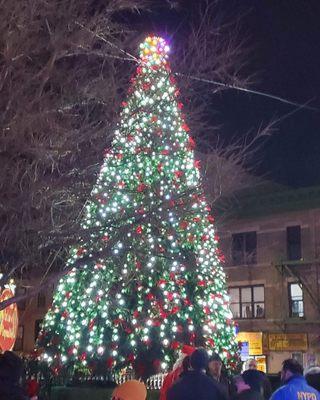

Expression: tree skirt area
xmin=51 ymin=387 xmax=159 ymax=400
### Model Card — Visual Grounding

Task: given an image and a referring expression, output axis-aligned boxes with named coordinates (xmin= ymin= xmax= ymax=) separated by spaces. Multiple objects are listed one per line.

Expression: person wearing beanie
xmin=112 ymin=380 xmax=147 ymax=400
xmin=167 ymin=348 xmax=227 ymax=400
xmin=207 ymin=353 xmax=232 ymax=398
xmin=160 ymin=345 xmax=195 ymax=400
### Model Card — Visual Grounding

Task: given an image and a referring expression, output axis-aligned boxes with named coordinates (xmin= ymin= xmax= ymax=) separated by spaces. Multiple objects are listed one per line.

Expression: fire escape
xmin=274 ymin=259 xmax=320 ymax=316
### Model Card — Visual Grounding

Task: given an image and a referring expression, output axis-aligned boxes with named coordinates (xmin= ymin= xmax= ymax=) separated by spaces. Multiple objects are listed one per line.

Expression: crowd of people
xmin=0 ymin=348 xmax=319 ymax=400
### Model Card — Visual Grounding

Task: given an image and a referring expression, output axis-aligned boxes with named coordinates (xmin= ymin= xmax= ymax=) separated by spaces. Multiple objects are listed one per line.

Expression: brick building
xmin=13 ymin=185 xmax=320 ymax=374
xmin=219 ymin=185 xmax=320 ymax=373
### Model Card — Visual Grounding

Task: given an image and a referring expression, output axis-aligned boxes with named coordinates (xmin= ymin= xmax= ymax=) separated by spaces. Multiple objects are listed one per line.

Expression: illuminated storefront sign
xmin=268 ymin=333 xmax=308 ymax=351
xmin=237 ymin=331 xmax=263 ymax=356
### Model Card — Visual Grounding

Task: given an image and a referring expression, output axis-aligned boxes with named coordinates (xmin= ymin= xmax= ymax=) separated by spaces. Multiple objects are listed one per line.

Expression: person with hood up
xmin=160 ymin=345 xmax=195 ymax=400
xmin=112 ymin=380 xmax=147 ymax=400
xmin=232 ymin=375 xmax=263 ymax=400
xmin=167 ymin=347 xmax=227 ymax=400
xmin=270 ymin=358 xmax=319 ymax=400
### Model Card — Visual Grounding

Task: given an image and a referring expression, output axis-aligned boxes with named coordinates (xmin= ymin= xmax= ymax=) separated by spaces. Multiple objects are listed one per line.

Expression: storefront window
xmin=230 ymin=285 xmax=265 ymax=319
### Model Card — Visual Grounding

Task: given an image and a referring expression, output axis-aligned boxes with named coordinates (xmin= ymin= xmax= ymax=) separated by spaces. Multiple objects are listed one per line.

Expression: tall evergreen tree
xmin=38 ymin=36 xmax=240 ymax=377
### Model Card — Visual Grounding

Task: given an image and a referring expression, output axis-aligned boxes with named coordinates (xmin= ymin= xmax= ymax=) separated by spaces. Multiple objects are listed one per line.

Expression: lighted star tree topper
xmin=37 ymin=36 xmax=241 ymax=376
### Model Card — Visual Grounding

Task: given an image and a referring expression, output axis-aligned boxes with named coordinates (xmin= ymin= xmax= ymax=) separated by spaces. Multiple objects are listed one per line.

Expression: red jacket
xmin=160 ymin=366 xmax=183 ymax=400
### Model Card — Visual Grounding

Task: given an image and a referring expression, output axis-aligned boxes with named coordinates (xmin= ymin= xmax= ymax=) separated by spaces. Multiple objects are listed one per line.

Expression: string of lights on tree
xmin=37 ymin=36 xmax=241 ymax=376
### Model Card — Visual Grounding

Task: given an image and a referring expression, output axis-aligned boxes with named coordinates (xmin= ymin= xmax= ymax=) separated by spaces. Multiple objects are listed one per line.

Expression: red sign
xmin=0 ymin=288 xmax=18 ymax=351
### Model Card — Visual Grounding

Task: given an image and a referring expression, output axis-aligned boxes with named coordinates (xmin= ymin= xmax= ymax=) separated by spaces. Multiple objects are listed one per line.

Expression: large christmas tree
xmin=38 ymin=36 xmax=240 ymax=377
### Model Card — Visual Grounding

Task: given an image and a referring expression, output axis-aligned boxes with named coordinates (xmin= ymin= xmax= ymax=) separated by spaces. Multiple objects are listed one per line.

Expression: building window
xmin=37 ymin=291 xmax=46 ymax=308
xmin=13 ymin=325 xmax=24 ymax=351
xmin=287 ymin=226 xmax=301 ymax=261
xmin=289 ymin=283 xmax=304 ymax=318
xmin=16 ymin=287 xmax=27 ymax=310
xmin=34 ymin=319 xmax=43 ymax=342
xmin=232 ymin=232 xmax=257 ymax=265
xmin=229 ymin=285 xmax=265 ymax=319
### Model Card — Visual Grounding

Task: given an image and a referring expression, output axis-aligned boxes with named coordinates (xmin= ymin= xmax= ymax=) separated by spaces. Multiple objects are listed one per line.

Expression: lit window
xmin=289 ymin=283 xmax=304 ymax=317
xmin=229 ymin=285 xmax=264 ymax=319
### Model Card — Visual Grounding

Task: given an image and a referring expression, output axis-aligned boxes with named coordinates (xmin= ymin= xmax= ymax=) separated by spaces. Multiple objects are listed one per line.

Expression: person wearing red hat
xmin=160 ymin=345 xmax=195 ymax=400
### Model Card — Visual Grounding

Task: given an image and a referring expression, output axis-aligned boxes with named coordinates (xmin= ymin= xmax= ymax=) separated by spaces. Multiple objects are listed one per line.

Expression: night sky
xmin=131 ymin=0 xmax=320 ymax=188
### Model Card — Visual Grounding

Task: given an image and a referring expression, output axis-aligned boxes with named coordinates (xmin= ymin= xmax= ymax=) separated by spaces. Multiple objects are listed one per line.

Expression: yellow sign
xmin=268 ymin=333 xmax=308 ymax=351
xmin=237 ymin=332 xmax=263 ymax=356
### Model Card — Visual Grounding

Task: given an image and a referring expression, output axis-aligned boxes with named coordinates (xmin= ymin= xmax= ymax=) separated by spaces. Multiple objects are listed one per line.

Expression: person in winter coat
xmin=245 ymin=359 xmax=272 ymax=399
xmin=0 ymin=351 xmax=28 ymax=400
xmin=167 ymin=347 xmax=227 ymax=400
xmin=270 ymin=358 xmax=320 ymax=400
xmin=305 ymin=366 xmax=320 ymax=393
xmin=159 ymin=345 xmax=195 ymax=400
xmin=207 ymin=353 xmax=232 ymax=398
xmin=232 ymin=375 xmax=264 ymax=400
xmin=112 ymin=380 xmax=147 ymax=400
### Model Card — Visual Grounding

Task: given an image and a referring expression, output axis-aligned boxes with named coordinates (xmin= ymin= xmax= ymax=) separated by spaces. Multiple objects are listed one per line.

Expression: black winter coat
xmin=232 ymin=389 xmax=264 ymax=400
xmin=0 ymin=377 xmax=28 ymax=400
xmin=167 ymin=370 xmax=227 ymax=400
